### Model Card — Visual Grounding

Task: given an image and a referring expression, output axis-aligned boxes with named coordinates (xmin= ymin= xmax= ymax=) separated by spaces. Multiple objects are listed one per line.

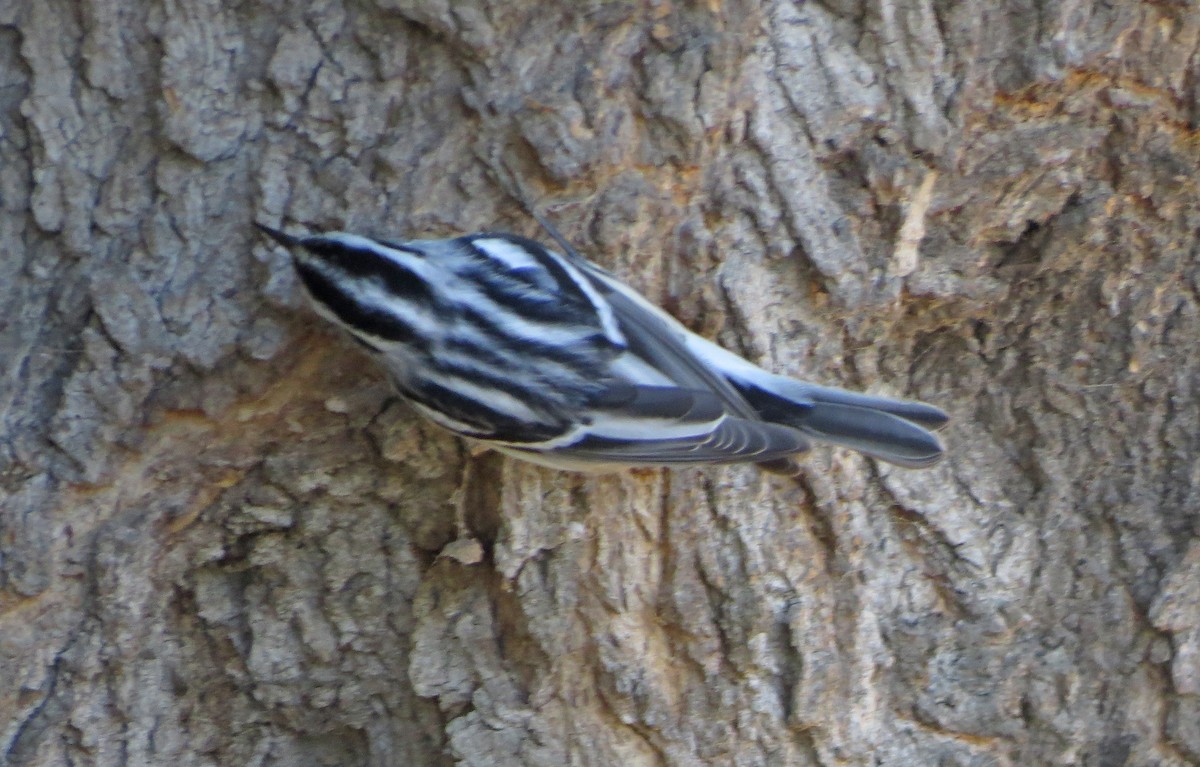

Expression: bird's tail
xmin=738 ymin=379 xmax=948 ymax=469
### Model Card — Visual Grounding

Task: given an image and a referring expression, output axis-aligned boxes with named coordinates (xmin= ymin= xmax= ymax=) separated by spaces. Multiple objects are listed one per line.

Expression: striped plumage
xmin=257 ymin=220 xmax=948 ymax=472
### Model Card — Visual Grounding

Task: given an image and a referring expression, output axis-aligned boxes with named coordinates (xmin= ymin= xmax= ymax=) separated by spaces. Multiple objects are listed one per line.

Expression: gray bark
xmin=2 ymin=0 xmax=1198 ymax=765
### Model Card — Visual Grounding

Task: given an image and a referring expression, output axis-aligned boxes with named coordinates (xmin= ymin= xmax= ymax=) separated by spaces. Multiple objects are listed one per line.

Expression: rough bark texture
xmin=2 ymin=1 xmax=1198 ymax=765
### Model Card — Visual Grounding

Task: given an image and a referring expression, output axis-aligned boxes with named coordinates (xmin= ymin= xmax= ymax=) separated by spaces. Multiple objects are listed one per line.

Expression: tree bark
xmin=2 ymin=1 xmax=1198 ymax=765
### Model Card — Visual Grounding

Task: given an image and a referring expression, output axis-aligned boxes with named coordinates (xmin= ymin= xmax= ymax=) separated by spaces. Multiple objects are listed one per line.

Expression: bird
xmin=255 ymin=217 xmax=948 ymax=474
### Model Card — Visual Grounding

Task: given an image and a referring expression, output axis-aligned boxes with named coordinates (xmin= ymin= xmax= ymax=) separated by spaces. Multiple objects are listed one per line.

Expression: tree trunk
xmin=3 ymin=1 xmax=1198 ymax=765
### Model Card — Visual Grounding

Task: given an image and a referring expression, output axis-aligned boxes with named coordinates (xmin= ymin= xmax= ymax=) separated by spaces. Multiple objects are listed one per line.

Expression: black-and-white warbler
xmin=256 ymin=219 xmax=948 ymax=473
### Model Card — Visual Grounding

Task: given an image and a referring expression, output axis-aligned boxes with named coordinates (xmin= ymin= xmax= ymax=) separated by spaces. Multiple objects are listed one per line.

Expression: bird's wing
xmin=502 ymin=220 xmax=814 ymax=465
xmin=528 ymin=215 xmax=764 ymax=418
xmin=599 ymin=288 xmax=764 ymax=420
xmin=567 ymin=263 xmax=771 ymax=421
xmin=532 ymin=220 xmax=947 ymax=468
xmin=506 ymin=383 xmax=810 ymax=467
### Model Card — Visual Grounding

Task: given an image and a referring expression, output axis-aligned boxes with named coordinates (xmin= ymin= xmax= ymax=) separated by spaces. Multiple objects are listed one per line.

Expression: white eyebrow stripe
xmin=322 ymin=232 xmax=436 ymax=277
xmin=298 ymin=259 xmax=445 ymax=339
